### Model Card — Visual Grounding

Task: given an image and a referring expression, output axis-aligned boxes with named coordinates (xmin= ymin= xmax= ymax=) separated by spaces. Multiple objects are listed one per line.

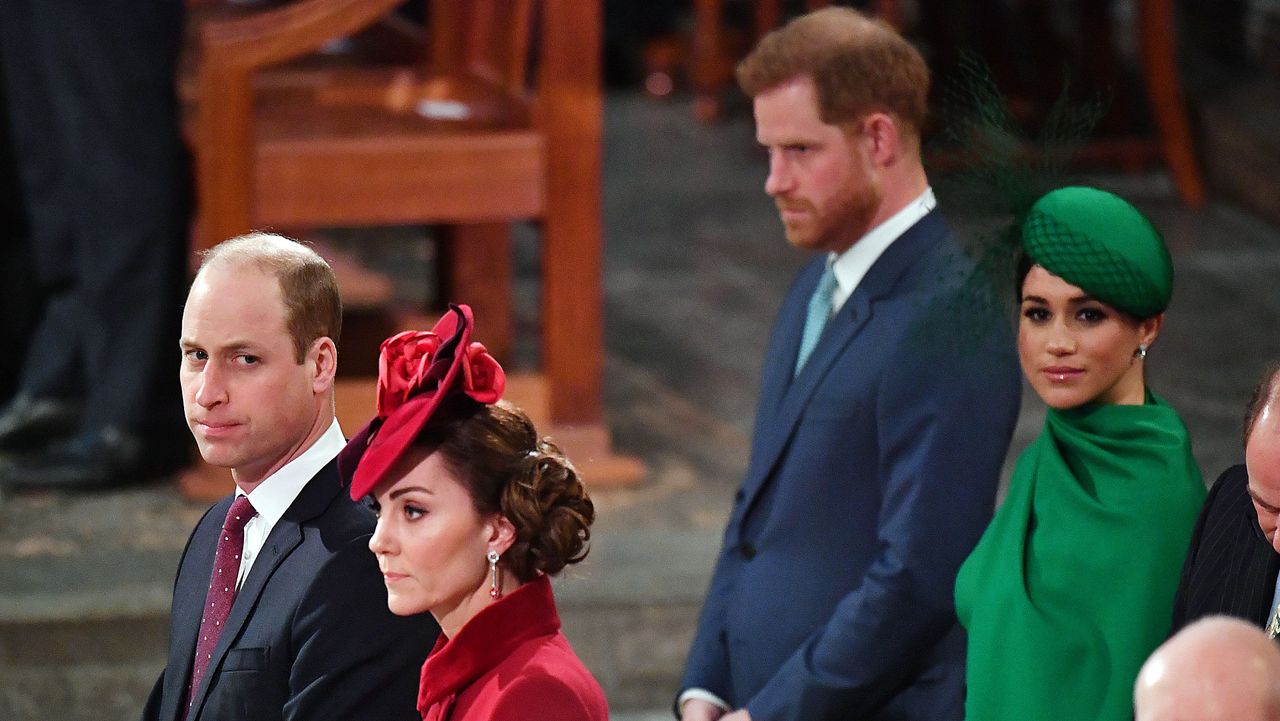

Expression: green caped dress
xmin=954 ymin=390 xmax=1205 ymax=721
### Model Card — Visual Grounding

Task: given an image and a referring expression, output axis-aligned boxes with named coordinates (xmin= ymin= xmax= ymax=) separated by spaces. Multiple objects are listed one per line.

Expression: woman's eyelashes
xmin=1021 ymin=304 xmax=1050 ymax=323
xmin=1020 ymin=304 xmax=1110 ymax=325
xmin=1075 ymin=306 xmax=1108 ymax=324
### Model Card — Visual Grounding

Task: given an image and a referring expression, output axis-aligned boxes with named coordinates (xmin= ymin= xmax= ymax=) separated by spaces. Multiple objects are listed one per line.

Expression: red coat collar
xmin=417 ymin=574 xmax=561 ymax=715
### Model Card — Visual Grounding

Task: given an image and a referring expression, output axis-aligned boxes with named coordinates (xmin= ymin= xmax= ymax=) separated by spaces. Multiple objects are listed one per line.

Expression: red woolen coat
xmin=416 ymin=575 xmax=608 ymax=721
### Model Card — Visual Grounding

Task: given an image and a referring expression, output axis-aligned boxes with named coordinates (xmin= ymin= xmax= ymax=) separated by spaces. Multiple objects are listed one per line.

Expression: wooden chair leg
xmin=691 ymin=0 xmax=726 ymax=122
xmin=1138 ymin=0 xmax=1207 ymax=208
xmin=754 ymin=0 xmax=781 ymax=42
xmin=870 ymin=0 xmax=903 ymax=28
xmin=437 ymin=223 xmax=513 ymax=362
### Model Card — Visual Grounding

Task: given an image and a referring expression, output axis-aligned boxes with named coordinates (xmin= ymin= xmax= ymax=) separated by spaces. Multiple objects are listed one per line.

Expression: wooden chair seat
xmin=252 ymin=94 xmax=545 ymax=226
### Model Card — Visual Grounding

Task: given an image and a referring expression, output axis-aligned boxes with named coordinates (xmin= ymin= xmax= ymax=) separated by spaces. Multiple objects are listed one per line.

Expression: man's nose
xmin=194 ymin=365 xmax=227 ymax=408
xmin=765 ymin=155 xmax=793 ymax=197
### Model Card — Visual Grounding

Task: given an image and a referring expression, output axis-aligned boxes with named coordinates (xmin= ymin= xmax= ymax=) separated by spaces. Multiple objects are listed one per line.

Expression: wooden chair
xmin=182 ymin=0 xmax=643 ymax=495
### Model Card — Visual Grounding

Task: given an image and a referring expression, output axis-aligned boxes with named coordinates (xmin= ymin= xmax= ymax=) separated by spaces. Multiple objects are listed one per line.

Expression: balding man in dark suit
xmin=1172 ymin=362 xmax=1280 ymax=634
xmin=142 ymin=234 xmax=435 ymax=721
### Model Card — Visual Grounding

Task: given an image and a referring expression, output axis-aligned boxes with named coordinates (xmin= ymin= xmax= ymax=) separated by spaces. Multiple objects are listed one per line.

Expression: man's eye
xmin=184 ymin=349 xmax=207 ymax=362
xmin=236 ymin=355 xmax=260 ymax=365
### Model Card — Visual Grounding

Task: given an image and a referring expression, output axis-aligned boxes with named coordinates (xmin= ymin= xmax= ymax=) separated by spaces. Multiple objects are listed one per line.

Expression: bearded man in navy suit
xmin=142 ymin=233 xmax=436 ymax=721
xmin=677 ymin=9 xmax=1021 ymax=721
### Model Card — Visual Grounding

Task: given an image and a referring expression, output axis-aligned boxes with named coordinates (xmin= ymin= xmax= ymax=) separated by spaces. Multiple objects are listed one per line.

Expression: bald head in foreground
xmin=1135 ymin=616 xmax=1280 ymax=721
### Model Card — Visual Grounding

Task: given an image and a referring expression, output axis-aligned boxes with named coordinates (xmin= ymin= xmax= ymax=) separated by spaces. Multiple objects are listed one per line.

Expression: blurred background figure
xmin=0 ymin=0 xmax=191 ymax=491
xmin=0 ymin=53 xmax=38 ymax=410
xmin=1135 ymin=616 xmax=1280 ymax=721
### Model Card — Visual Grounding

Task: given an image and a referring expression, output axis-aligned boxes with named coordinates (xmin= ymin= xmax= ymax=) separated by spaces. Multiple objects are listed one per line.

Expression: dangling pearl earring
xmin=1136 ymin=344 xmax=1149 ymax=360
xmin=487 ymin=549 xmax=502 ymax=599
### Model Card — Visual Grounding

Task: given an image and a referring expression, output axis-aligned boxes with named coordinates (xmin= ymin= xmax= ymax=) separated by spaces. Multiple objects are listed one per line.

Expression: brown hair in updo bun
xmin=412 ymin=397 xmax=594 ymax=583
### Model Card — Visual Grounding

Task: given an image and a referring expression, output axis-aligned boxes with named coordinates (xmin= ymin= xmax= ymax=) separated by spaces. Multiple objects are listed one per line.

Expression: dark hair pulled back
xmin=414 ymin=397 xmax=594 ymax=583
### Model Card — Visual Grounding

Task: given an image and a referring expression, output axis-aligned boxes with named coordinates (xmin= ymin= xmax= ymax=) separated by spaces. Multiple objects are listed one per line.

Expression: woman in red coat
xmin=342 ymin=305 xmax=608 ymax=721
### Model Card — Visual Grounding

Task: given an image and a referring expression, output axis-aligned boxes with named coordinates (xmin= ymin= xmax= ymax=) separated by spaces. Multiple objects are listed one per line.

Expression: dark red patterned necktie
xmin=185 ymin=495 xmax=256 ymax=717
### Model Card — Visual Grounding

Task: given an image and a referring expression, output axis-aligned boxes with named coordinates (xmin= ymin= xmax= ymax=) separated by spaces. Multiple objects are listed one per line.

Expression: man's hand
xmin=680 ymin=698 xmax=728 ymax=721
xmin=721 ymin=710 xmax=752 ymax=721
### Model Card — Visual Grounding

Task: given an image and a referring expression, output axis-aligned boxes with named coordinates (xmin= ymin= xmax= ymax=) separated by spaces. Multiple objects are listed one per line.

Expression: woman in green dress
xmin=954 ymin=186 xmax=1206 ymax=721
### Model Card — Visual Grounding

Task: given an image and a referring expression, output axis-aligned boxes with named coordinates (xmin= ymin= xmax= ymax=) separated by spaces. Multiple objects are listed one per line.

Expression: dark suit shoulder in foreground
xmin=1172 ymin=464 xmax=1280 ymax=632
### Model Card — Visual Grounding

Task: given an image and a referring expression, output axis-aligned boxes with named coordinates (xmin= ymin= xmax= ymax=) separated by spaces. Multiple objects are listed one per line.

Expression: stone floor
xmin=3 ymin=87 xmax=1280 ymax=720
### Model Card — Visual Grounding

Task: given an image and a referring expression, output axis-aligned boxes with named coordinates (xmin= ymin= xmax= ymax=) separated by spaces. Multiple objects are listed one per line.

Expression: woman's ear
xmin=1139 ymin=313 xmax=1165 ymax=349
xmin=486 ymin=515 xmax=517 ymax=557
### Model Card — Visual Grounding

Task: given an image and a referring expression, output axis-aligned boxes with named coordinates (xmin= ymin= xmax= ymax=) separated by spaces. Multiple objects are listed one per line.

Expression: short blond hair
xmin=736 ymin=7 xmax=929 ymax=136
xmin=198 ymin=233 xmax=342 ymax=362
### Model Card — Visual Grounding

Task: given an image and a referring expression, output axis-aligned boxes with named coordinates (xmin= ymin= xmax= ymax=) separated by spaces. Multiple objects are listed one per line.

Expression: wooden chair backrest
xmin=428 ymin=0 xmax=534 ymax=97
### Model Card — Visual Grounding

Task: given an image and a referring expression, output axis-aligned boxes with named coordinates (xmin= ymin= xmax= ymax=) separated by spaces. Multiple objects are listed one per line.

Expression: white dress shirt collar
xmin=231 ymin=418 xmax=345 ymax=590
xmin=238 ymin=418 xmax=345 ymax=528
xmin=829 ymin=187 xmax=936 ymax=313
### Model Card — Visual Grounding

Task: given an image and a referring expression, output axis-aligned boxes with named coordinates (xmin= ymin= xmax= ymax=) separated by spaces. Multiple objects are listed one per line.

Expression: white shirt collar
xmin=239 ymin=418 xmax=345 ymax=527
xmin=829 ymin=187 xmax=936 ymax=312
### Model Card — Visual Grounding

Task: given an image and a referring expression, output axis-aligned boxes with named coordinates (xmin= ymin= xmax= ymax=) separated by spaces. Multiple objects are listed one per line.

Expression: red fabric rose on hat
xmin=347 ymin=304 xmax=509 ymax=501
xmin=461 ymin=342 xmax=504 ymax=403
xmin=376 ymin=330 xmax=444 ymax=418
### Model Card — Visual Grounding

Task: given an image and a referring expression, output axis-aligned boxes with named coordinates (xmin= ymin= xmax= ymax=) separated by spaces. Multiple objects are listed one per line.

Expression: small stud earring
xmin=1136 ymin=344 xmax=1149 ymax=360
xmin=487 ymin=549 xmax=502 ymax=599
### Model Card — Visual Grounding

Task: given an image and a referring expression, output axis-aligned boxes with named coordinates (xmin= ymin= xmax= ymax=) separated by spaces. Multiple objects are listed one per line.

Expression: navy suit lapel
xmin=159 ymin=500 xmax=226 ymax=721
xmin=755 ymin=259 xmax=820 ymax=421
xmin=187 ymin=461 xmax=341 ymax=720
xmin=737 ymin=211 xmax=948 ymax=518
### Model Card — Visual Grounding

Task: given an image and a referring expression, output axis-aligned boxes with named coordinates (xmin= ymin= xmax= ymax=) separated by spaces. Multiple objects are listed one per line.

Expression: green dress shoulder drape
xmin=955 ymin=390 xmax=1204 ymax=721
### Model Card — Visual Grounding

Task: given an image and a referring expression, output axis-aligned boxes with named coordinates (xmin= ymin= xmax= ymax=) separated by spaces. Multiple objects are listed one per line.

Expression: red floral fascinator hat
xmin=342 ymin=304 xmax=505 ymax=499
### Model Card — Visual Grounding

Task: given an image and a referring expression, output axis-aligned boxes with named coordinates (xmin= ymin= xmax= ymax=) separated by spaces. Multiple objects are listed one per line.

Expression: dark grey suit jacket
xmin=142 ymin=459 xmax=437 ymax=721
xmin=1171 ymin=464 xmax=1280 ymax=632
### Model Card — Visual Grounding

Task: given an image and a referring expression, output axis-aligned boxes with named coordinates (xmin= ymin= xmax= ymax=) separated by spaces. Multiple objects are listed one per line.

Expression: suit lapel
xmin=1241 ymin=502 xmax=1280 ymax=625
xmin=755 ymin=259 xmax=819 ymax=422
xmin=187 ymin=461 xmax=342 ymax=720
xmin=736 ymin=211 xmax=948 ymax=519
xmin=160 ymin=500 xmax=227 ymax=721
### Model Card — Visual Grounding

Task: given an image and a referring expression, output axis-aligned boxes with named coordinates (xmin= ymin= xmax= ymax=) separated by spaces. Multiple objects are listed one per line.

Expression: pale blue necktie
xmin=794 ymin=262 xmax=838 ymax=376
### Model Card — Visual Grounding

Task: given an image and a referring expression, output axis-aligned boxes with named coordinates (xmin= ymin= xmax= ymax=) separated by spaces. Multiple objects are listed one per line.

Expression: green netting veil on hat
xmin=1021 ymin=186 xmax=1172 ymax=318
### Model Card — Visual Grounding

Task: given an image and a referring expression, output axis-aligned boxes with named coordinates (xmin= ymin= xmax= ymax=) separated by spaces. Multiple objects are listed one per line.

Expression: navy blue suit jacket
xmin=680 ymin=210 xmax=1021 ymax=721
xmin=141 ymin=459 xmax=438 ymax=721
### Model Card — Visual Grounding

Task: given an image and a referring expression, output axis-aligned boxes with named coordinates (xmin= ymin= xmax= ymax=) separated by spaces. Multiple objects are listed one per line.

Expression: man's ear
xmin=859 ymin=112 xmax=901 ymax=168
xmin=308 ymin=336 xmax=338 ymax=394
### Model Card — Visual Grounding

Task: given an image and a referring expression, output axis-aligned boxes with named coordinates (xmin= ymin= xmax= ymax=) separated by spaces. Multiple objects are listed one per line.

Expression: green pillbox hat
xmin=1021 ymin=186 xmax=1173 ymax=318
